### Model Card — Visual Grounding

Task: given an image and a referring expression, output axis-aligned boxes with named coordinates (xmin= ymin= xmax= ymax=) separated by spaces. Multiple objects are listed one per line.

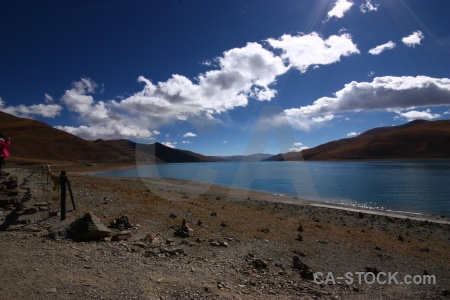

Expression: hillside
xmin=0 ymin=112 xmax=218 ymax=165
xmin=267 ymin=119 xmax=450 ymax=161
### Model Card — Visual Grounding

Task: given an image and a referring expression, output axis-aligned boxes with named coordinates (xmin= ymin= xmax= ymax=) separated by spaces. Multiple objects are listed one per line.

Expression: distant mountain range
xmin=1 ymin=111 xmax=449 ymax=165
xmin=266 ymin=119 xmax=450 ymax=161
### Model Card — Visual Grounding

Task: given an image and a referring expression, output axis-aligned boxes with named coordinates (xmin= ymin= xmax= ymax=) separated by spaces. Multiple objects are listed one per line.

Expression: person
xmin=0 ymin=132 xmax=11 ymax=173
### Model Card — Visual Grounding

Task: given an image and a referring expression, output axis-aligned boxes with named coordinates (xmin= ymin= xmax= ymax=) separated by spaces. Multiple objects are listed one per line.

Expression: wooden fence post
xmin=67 ymin=179 xmax=76 ymax=211
xmin=60 ymin=171 xmax=67 ymax=221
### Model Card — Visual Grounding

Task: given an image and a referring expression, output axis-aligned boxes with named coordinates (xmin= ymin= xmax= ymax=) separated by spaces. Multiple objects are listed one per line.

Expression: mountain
xmin=266 ymin=120 xmax=450 ymax=161
xmin=218 ymin=153 xmax=275 ymax=162
xmin=0 ymin=112 xmax=219 ymax=164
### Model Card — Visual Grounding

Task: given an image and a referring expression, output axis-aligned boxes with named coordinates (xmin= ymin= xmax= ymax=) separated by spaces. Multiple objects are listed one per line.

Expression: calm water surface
xmin=95 ymin=160 xmax=450 ymax=217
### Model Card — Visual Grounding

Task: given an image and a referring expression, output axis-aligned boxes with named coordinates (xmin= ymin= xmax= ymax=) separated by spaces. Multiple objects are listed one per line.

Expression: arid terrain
xmin=1 ymin=165 xmax=449 ymax=299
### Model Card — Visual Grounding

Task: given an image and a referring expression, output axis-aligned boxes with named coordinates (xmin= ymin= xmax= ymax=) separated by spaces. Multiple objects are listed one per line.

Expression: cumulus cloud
xmin=396 ymin=109 xmax=441 ymax=122
xmin=360 ymin=0 xmax=379 ymax=13
xmin=289 ymin=142 xmax=309 ymax=152
xmin=285 ymin=76 xmax=450 ymax=117
xmin=267 ymin=32 xmax=359 ymax=73
xmin=0 ymin=97 xmax=62 ymax=118
xmin=368 ymin=41 xmax=396 ymax=55
xmin=55 ymin=124 xmax=157 ymax=140
xmin=347 ymin=132 xmax=359 ymax=137
xmin=112 ymin=42 xmax=288 ymax=125
xmin=326 ymin=0 xmax=354 ymax=21
xmin=402 ymin=31 xmax=424 ymax=47
xmin=183 ymin=132 xmax=197 ymax=138
xmin=57 ymin=42 xmax=289 ymax=140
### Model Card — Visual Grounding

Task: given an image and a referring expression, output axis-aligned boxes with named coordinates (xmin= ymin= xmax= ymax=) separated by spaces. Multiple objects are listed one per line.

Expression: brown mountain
xmin=0 ymin=112 xmax=218 ymax=164
xmin=266 ymin=119 xmax=450 ymax=161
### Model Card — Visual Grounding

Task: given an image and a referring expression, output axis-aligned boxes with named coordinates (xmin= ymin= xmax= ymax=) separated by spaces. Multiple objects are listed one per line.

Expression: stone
xmin=23 ymin=207 xmax=39 ymax=215
xmin=69 ymin=212 xmax=111 ymax=241
xmin=292 ymin=256 xmax=314 ymax=280
xmin=47 ymin=218 xmax=75 ymax=239
xmin=109 ymin=215 xmax=133 ymax=230
xmin=251 ymin=259 xmax=268 ymax=270
xmin=174 ymin=219 xmax=190 ymax=238
xmin=220 ymin=221 xmax=228 ymax=227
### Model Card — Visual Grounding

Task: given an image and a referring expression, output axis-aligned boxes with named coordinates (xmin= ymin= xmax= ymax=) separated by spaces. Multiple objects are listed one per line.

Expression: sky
xmin=1 ymin=0 xmax=450 ymax=156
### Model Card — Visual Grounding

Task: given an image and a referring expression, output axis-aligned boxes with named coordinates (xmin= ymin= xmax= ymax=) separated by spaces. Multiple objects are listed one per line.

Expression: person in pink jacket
xmin=0 ymin=132 xmax=11 ymax=173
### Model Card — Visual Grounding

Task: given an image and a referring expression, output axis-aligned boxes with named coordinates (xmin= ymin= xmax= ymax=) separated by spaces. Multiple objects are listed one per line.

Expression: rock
xmin=295 ymin=234 xmax=303 ymax=241
xmin=196 ymin=220 xmax=203 ymax=227
xmin=292 ymin=256 xmax=314 ymax=280
xmin=23 ymin=207 xmax=39 ymax=215
xmin=109 ymin=215 xmax=133 ymax=230
xmin=292 ymin=255 xmax=304 ymax=270
xmin=251 ymin=259 xmax=268 ymax=270
xmin=0 ymin=177 xmax=18 ymax=190
xmin=210 ymin=211 xmax=218 ymax=217
xmin=69 ymin=212 xmax=111 ymax=241
xmin=142 ymin=233 xmax=154 ymax=242
xmin=297 ymin=224 xmax=303 ymax=232
xmin=174 ymin=219 xmax=190 ymax=238
xmin=169 ymin=212 xmax=177 ymax=219
xmin=398 ymin=234 xmax=404 ymax=241
xmin=47 ymin=218 xmax=75 ymax=239
xmin=111 ymin=231 xmax=132 ymax=241
xmin=220 ymin=221 xmax=228 ymax=227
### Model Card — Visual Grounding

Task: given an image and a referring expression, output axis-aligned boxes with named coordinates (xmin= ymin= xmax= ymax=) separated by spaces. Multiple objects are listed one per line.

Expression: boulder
xmin=69 ymin=212 xmax=111 ymax=241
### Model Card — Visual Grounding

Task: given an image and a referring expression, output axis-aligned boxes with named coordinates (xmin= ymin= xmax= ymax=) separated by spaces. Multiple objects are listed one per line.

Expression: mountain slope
xmin=0 ymin=112 xmax=219 ymax=164
xmin=266 ymin=120 xmax=450 ymax=161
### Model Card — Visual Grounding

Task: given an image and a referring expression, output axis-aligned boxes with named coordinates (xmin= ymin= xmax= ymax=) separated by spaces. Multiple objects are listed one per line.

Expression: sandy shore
xmin=1 ymin=166 xmax=449 ymax=299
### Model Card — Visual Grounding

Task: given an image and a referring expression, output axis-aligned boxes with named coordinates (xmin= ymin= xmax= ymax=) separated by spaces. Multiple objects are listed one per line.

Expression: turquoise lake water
xmin=95 ymin=160 xmax=450 ymax=217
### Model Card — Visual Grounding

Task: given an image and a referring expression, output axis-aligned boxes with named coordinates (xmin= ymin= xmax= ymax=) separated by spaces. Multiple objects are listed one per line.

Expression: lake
xmin=94 ymin=160 xmax=450 ymax=217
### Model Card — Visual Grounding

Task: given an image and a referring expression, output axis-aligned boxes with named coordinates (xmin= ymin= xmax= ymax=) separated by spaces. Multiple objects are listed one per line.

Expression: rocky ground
xmin=1 ymin=167 xmax=449 ymax=300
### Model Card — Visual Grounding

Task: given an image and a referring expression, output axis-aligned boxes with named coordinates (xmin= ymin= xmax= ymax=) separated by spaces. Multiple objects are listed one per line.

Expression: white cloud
xmin=289 ymin=142 xmax=309 ymax=152
xmin=0 ymin=98 xmax=62 ymax=118
xmin=396 ymin=109 xmax=441 ymax=122
xmin=267 ymin=32 xmax=359 ymax=73
xmin=183 ymin=132 xmax=197 ymax=138
xmin=360 ymin=0 xmax=379 ymax=13
xmin=347 ymin=132 xmax=359 ymax=137
xmin=162 ymin=142 xmax=177 ymax=148
xmin=368 ymin=41 xmax=396 ymax=55
xmin=44 ymin=93 xmax=54 ymax=103
xmin=326 ymin=0 xmax=354 ymax=21
xmin=285 ymin=76 xmax=450 ymax=118
xmin=368 ymin=71 xmax=375 ymax=77
xmin=54 ymin=123 xmax=155 ymax=140
xmin=402 ymin=31 xmax=424 ymax=47
xmin=181 ymin=140 xmax=192 ymax=144
xmin=111 ymin=42 xmax=288 ymax=125
xmin=55 ymin=41 xmax=290 ymax=140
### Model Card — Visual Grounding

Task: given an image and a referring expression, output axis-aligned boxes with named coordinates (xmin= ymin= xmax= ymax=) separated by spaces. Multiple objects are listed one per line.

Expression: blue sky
xmin=1 ymin=0 xmax=450 ymax=156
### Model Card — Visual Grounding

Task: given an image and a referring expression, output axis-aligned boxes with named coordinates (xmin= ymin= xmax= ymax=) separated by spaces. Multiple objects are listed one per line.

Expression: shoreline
xmin=84 ymin=171 xmax=450 ymax=225
xmin=1 ymin=167 xmax=450 ymax=299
